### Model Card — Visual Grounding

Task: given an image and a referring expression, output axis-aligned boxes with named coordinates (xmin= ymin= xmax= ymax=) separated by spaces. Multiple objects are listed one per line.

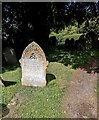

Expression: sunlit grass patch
xmin=1 ymin=61 xmax=74 ymax=118
xmin=16 ymin=62 xmax=74 ymax=118
xmin=0 ymin=67 xmax=21 ymax=104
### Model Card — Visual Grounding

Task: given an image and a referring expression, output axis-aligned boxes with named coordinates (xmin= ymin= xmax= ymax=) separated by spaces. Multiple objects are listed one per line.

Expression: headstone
xmin=19 ymin=41 xmax=48 ymax=87
xmin=70 ymin=38 xmax=75 ymax=49
xmin=65 ymin=38 xmax=69 ymax=48
xmin=85 ymin=31 xmax=98 ymax=49
xmin=78 ymin=35 xmax=86 ymax=50
xmin=3 ymin=47 xmax=18 ymax=64
xmin=50 ymin=36 xmax=57 ymax=46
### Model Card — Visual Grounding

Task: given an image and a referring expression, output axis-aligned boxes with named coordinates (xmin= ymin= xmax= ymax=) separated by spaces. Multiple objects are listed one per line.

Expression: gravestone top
xmin=20 ymin=41 xmax=48 ymax=87
xmin=20 ymin=41 xmax=47 ymax=66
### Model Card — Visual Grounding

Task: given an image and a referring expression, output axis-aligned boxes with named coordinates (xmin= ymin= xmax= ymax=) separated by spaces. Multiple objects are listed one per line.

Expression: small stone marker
xmin=19 ymin=41 xmax=48 ymax=87
xmin=3 ymin=47 xmax=18 ymax=64
xmin=0 ymin=77 xmax=4 ymax=87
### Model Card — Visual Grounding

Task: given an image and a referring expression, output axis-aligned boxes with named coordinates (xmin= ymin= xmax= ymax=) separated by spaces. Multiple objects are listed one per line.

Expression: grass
xmin=0 ymin=67 xmax=21 ymax=105
xmin=17 ymin=86 xmax=63 ymax=118
xmin=16 ymin=63 xmax=73 ymax=118
xmin=1 ymin=62 xmax=74 ymax=118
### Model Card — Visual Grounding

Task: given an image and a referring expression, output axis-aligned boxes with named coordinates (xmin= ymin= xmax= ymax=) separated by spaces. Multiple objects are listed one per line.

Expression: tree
xmin=2 ymin=2 xmax=99 ymax=60
xmin=2 ymin=2 xmax=52 ymax=58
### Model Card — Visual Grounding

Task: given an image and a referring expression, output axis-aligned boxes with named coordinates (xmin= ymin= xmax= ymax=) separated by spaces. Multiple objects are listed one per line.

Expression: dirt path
xmin=62 ymin=68 xmax=98 ymax=118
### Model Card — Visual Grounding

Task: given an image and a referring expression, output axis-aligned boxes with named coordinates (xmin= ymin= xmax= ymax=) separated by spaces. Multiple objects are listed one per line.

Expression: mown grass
xmin=1 ymin=61 xmax=74 ymax=118
xmin=16 ymin=62 xmax=74 ymax=118
xmin=0 ymin=67 xmax=21 ymax=105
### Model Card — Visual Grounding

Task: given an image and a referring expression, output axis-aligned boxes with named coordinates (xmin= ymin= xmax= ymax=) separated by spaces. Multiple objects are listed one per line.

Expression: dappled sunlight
xmin=47 ymin=45 xmax=99 ymax=73
xmin=2 ymin=2 xmax=99 ymax=118
xmin=2 ymin=64 xmax=20 ymax=74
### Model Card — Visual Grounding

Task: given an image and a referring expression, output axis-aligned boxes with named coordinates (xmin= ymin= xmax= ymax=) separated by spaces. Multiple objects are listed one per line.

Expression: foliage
xmin=79 ymin=16 xmax=99 ymax=33
xmin=47 ymin=45 xmax=98 ymax=69
xmin=2 ymin=2 xmax=99 ymax=59
xmin=49 ymin=31 xmax=81 ymax=42
xmin=51 ymin=2 xmax=99 ymax=32
xmin=2 ymin=3 xmax=52 ymax=58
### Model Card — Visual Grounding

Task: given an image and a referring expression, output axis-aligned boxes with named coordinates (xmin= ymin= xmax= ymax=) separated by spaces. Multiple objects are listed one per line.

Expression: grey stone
xmin=3 ymin=47 xmax=18 ymax=64
xmin=19 ymin=41 xmax=48 ymax=87
xmin=0 ymin=77 xmax=4 ymax=86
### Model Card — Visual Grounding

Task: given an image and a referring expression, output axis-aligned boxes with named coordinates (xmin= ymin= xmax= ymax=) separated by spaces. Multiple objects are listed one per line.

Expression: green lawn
xmin=16 ymin=62 xmax=74 ymax=118
xmin=1 ymin=61 xmax=74 ymax=118
xmin=0 ymin=67 xmax=21 ymax=105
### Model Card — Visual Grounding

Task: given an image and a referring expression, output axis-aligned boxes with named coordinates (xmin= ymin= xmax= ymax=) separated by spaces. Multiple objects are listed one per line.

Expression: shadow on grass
xmin=47 ymin=44 xmax=99 ymax=73
xmin=2 ymin=63 xmax=20 ymax=74
xmin=0 ymin=77 xmax=17 ymax=87
xmin=2 ymin=80 xmax=17 ymax=87
xmin=46 ymin=73 xmax=56 ymax=84
xmin=0 ymin=103 xmax=10 ymax=118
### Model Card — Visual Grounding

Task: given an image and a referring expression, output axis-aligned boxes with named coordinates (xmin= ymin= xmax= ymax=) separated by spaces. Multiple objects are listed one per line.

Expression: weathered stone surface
xmin=3 ymin=47 xmax=18 ymax=64
xmin=0 ymin=77 xmax=4 ymax=87
xmin=0 ymin=80 xmax=4 ymax=86
xmin=19 ymin=41 xmax=48 ymax=87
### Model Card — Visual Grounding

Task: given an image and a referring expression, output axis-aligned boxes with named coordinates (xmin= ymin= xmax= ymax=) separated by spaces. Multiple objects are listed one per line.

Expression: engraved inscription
xmin=29 ymin=53 xmax=37 ymax=59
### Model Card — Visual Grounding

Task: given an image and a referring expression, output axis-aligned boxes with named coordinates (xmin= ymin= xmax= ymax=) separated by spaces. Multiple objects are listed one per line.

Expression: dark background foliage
xmin=2 ymin=2 xmax=99 ymax=59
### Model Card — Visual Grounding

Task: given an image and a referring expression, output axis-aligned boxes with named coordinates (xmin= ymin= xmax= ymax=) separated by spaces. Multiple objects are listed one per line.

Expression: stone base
xmin=21 ymin=77 xmax=46 ymax=87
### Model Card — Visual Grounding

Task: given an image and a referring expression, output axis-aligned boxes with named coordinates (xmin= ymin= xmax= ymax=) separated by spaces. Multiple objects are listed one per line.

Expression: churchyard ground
xmin=1 ymin=43 xmax=99 ymax=118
